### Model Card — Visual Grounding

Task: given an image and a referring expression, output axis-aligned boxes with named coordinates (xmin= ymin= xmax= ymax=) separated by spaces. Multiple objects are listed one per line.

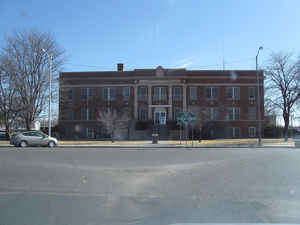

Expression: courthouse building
xmin=58 ymin=64 xmax=264 ymax=140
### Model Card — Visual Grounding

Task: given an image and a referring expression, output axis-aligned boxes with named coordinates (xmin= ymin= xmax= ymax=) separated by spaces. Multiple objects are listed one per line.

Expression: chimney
xmin=117 ymin=63 xmax=124 ymax=72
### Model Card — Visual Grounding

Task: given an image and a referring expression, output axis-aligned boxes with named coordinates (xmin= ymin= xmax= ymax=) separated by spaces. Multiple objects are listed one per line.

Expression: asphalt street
xmin=0 ymin=147 xmax=299 ymax=225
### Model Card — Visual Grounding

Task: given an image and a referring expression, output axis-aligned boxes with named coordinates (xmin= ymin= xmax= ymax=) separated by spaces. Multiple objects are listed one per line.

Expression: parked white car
xmin=11 ymin=131 xmax=58 ymax=147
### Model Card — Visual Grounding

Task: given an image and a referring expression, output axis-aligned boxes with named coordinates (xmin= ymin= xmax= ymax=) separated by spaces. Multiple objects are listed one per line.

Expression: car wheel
xmin=48 ymin=141 xmax=56 ymax=148
xmin=20 ymin=141 xmax=27 ymax=147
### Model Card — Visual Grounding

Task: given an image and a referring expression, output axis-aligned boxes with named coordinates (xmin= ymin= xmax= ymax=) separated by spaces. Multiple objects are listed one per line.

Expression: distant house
xmin=58 ymin=64 xmax=264 ymax=140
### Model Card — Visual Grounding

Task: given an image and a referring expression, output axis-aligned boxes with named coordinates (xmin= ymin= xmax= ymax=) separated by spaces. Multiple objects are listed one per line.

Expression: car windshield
xmin=1 ymin=1 xmax=300 ymax=225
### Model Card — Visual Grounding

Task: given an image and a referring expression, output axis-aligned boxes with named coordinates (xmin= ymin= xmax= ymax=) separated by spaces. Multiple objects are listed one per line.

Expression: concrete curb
xmin=0 ymin=144 xmax=296 ymax=149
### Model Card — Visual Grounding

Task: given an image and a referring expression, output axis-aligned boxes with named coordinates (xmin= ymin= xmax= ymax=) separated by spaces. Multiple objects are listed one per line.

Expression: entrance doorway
xmin=154 ymin=108 xmax=166 ymax=125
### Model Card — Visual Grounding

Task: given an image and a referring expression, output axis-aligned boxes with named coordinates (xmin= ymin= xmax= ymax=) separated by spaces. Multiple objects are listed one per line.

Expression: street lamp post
xmin=256 ymin=46 xmax=263 ymax=146
xmin=42 ymin=49 xmax=53 ymax=137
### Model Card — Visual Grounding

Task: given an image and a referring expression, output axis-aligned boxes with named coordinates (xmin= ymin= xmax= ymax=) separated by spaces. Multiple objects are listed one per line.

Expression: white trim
xmin=149 ymin=105 xmax=172 ymax=108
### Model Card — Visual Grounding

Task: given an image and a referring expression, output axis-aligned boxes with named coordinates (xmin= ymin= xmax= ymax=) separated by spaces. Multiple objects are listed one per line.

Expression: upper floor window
xmin=248 ymin=107 xmax=256 ymax=120
xmin=138 ymin=87 xmax=147 ymax=101
xmin=103 ymin=87 xmax=116 ymax=100
xmin=226 ymin=87 xmax=240 ymax=100
xmin=206 ymin=87 xmax=218 ymax=100
xmin=81 ymin=108 xmax=95 ymax=120
xmin=122 ymin=87 xmax=130 ymax=98
xmin=248 ymin=87 xmax=256 ymax=100
xmin=207 ymin=107 xmax=219 ymax=120
xmin=67 ymin=111 xmax=73 ymax=120
xmin=173 ymin=87 xmax=182 ymax=101
xmin=67 ymin=88 xmax=72 ymax=100
xmin=138 ymin=107 xmax=148 ymax=120
xmin=81 ymin=88 xmax=94 ymax=100
xmin=173 ymin=107 xmax=182 ymax=120
xmin=81 ymin=88 xmax=87 ymax=100
xmin=153 ymin=87 xmax=167 ymax=101
xmin=227 ymin=107 xmax=240 ymax=120
xmin=190 ymin=87 xmax=198 ymax=101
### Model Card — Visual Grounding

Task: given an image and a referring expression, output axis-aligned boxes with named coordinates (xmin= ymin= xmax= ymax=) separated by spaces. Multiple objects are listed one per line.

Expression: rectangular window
xmin=68 ymin=111 xmax=73 ymax=120
xmin=138 ymin=87 xmax=147 ymax=100
xmin=173 ymin=87 xmax=182 ymax=101
xmin=153 ymin=87 xmax=167 ymax=101
xmin=248 ymin=127 xmax=256 ymax=137
xmin=206 ymin=87 xmax=218 ymax=100
xmin=138 ymin=107 xmax=148 ymax=120
xmin=190 ymin=87 xmax=198 ymax=101
xmin=248 ymin=107 xmax=256 ymax=120
xmin=208 ymin=107 xmax=219 ymax=120
xmin=226 ymin=87 xmax=240 ymax=100
xmin=67 ymin=88 xmax=72 ymax=100
xmin=248 ymin=87 xmax=256 ymax=100
xmin=87 ymin=128 xmax=95 ymax=139
xmin=123 ymin=87 xmax=130 ymax=98
xmin=81 ymin=108 xmax=87 ymax=120
xmin=87 ymin=108 xmax=93 ymax=120
xmin=103 ymin=87 xmax=116 ymax=100
xmin=228 ymin=107 xmax=240 ymax=120
xmin=173 ymin=107 xmax=182 ymax=120
xmin=230 ymin=127 xmax=240 ymax=138
xmin=81 ymin=88 xmax=87 ymax=100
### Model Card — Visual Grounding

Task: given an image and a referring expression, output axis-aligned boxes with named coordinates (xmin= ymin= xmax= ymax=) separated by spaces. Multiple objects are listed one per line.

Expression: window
xmin=123 ymin=87 xmax=130 ymax=98
xmin=67 ymin=88 xmax=72 ymax=100
xmin=207 ymin=107 xmax=219 ymax=120
xmin=138 ymin=87 xmax=147 ymax=100
xmin=173 ymin=107 xmax=182 ymax=120
xmin=87 ymin=128 xmax=95 ymax=139
xmin=229 ymin=127 xmax=240 ymax=138
xmin=153 ymin=87 xmax=167 ymax=101
xmin=81 ymin=88 xmax=87 ymax=100
xmin=81 ymin=108 xmax=87 ymax=120
xmin=228 ymin=107 xmax=240 ymax=120
xmin=248 ymin=87 xmax=256 ymax=100
xmin=87 ymin=108 xmax=93 ymax=120
xmin=103 ymin=87 xmax=116 ymax=100
xmin=248 ymin=107 xmax=256 ymax=120
xmin=81 ymin=108 xmax=93 ymax=120
xmin=226 ymin=87 xmax=240 ymax=100
xmin=138 ymin=107 xmax=148 ymax=120
xmin=206 ymin=87 xmax=218 ymax=100
xmin=248 ymin=127 xmax=256 ymax=137
xmin=173 ymin=87 xmax=182 ymax=101
xmin=68 ymin=111 xmax=73 ymax=120
xmin=87 ymin=88 xmax=93 ymax=97
xmin=190 ymin=87 xmax=198 ymax=100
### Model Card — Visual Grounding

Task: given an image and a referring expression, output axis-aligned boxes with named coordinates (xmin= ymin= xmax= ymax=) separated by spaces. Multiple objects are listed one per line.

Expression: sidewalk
xmin=0 ymin=138 xmax=296 ymax=148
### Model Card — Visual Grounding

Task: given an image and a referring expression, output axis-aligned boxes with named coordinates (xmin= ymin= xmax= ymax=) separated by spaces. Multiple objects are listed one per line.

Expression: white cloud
xmin=175 ymin=57 xmax=194 ymax=68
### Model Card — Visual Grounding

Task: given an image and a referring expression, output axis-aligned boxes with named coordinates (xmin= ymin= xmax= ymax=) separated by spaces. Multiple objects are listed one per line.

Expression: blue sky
xmin=1 ymin=0 xmax=300 ymax=72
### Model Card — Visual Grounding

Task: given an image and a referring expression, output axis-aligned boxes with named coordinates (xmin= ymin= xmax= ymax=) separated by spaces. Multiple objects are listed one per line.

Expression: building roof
xmin=60 ymin=66 xmax=263 ymax=79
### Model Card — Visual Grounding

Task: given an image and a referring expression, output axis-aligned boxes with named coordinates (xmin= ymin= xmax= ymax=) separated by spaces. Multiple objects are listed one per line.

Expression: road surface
xmin=0 ymin=147 xmax=299 ymax=225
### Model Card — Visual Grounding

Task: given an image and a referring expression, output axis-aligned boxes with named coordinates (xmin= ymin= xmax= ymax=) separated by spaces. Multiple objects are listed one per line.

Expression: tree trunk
xmin=283 ymin=115 xmax=289 ymax=142
xmin=25 ymin=119 xmax=31 ymax=131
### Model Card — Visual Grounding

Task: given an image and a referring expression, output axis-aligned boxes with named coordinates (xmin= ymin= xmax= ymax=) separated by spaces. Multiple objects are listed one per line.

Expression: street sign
xmin=177 ymin=112 xmax=196 ymax=125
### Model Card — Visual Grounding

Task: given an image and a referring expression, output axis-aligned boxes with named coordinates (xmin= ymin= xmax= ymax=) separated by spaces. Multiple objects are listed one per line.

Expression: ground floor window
xmin=229 ymin=127 xmax=240 ymax=138
xmin=87 ymin=127 xmax=95 ymax=139
xmin=248 ymin=127 xmax=256 ymax=137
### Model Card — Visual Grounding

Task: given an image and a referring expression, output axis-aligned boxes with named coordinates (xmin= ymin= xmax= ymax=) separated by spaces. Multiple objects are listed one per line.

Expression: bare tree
xmin=0 ymin=30 xmax=65 ymax=130
xmin=0 ymin=69 xmax=23 ymax=133
xmin=97 ymin=107 xmax=130 ymax=142
xmin=265 ymin=52 xmax=300 ymax=141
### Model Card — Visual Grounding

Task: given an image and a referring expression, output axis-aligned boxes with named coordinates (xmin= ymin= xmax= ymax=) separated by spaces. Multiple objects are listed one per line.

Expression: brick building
xmin=58 ymin=64 xmax=264 ymax=140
